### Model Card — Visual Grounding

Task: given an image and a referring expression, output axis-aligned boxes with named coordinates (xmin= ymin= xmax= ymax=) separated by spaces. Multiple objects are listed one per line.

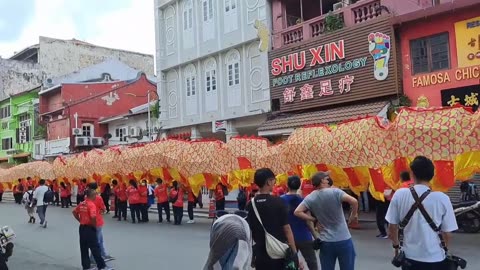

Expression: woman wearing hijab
xmin=203 ymin=214 xmax=252 ymax=270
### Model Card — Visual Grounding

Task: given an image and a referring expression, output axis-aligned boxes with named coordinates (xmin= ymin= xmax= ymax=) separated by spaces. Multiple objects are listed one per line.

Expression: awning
xmin=258 ymin=101 xmax=390 ymax=136
xmin=13 ymin=153 xmax=31 ymax=159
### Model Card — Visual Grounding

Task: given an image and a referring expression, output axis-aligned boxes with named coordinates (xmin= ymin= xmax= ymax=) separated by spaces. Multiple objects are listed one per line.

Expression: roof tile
xmin=258 ymin=101 xmax=389 ymax=131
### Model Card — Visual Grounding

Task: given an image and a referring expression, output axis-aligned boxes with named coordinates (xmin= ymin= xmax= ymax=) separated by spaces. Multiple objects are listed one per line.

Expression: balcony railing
xmin=273 ymin=0 xmax=383 ymax=49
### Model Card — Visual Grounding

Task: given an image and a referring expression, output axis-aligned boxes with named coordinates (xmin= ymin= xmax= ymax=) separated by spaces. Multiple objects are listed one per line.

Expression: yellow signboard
xmin=455 ymin=16 xmax=480 ymax=68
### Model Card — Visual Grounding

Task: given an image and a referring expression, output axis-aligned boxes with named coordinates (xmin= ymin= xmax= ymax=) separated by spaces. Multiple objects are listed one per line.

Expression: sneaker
xmin=376 ymin=233 xmax=385 ymax=238
xmin=187 ymin=220 xmax=195 ymax=224
xmin=99 ymin=267 xmax=114 ymax=270
xmin=382 ymin=235 xmax=389 ymax=239
xmin=43 ymin=221 xmax=48 ymax=228
xmin=103 ymin=255 xmax=115 ymax=262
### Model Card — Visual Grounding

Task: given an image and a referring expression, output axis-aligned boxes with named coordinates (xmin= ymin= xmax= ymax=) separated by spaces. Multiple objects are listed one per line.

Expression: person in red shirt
xmin=170 ymin=181 xmax=184 ymax=225
xmin=87 ymin=183 xmax=114 ymax=263
xmin=52 ymin=179 xmax=60 ymax=206
xmin=115 ymin=181 xmax=128 ymax=221
xmin=214 ymin=183 xmax=226 ymax=211
xmin=272 ymin=184 xmax=286 ymax=197
xmin=60 ymin=182 xmax=70 ymax=208
xmin=72 ymin=188 xmax=108 ymax=270
xmin=301 ymin=178 xmax=315 ymax=198
xmin=77 ymin=179 xmax=87 ymax=205
xmin=186 ymin=187 xmax=197 ymax=224
xmin=139 ymin=180 xmax=149 ymax=223
xmin=26 ymin=177 xmax=33 ymax=189
xmin=154 ymin=178 xmax=170 ymax=223
xmin=127 ymin=180 xmax=141 ymax=223
xmin=66 ymin=183 xmax=73 ymax=207
xmin=399 ymin=171 xmax=414 ymax=188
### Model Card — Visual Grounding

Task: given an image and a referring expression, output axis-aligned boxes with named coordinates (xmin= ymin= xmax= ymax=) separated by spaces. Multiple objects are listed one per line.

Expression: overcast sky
xmin=0 ymin=0 xmax=155 ymax=58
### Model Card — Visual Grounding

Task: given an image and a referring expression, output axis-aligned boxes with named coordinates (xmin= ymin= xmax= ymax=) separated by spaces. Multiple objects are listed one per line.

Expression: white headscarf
xmin=203 ymin=214 xmax=252 ymax=270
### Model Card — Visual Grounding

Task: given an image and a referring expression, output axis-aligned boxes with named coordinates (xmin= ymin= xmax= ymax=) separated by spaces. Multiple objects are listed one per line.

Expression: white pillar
xmin=190 ymin=126 xmax=202 ymax=141
xmin=225 ymin=121 xmax=239 ymax=142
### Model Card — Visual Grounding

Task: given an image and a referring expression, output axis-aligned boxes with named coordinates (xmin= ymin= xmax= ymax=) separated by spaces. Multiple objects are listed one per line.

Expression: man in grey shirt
xmin=295 ymin=172 xmax=358 ymax=270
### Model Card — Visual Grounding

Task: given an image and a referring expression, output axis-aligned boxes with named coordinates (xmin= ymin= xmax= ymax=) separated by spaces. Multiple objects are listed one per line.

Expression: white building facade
xmin=155 ymin=0 xmax=272 ymax=141
xmin=101 ymin=103 xmax=160 ymax=147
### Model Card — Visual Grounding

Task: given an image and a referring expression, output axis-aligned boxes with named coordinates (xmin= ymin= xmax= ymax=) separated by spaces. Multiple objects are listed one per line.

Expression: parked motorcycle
xmin=0 ymin=226 xmax=15 ymax=270
xmin=454 ymin=201 xmax=480 ymax=233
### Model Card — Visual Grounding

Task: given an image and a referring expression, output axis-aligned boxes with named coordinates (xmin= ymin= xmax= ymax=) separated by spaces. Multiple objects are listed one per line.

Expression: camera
xmin=446 ymin=255 xmax=467 ymax=270
xmin=391 ymin=251 xmax=410 ymax=268
xmin=312 ymin=238 xmax=322 ymax=250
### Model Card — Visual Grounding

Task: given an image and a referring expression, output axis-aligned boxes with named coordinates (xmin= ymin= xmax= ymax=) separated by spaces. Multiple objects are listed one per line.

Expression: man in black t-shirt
xmin=246 ymin=168 xmax=297 ymax=270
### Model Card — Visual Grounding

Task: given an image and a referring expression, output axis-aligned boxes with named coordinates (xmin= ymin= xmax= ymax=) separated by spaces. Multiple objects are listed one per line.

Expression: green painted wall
xmin=0 ymin=89 xmax=39 ymax=164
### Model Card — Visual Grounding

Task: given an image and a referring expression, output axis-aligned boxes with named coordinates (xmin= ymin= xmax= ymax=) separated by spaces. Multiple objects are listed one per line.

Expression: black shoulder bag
xmin=393 ymin=187 xmax=466 ymax=269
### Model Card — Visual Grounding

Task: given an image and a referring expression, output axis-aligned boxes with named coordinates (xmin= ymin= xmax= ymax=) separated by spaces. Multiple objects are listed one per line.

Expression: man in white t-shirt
xmin=386 ymin=156 xmax=457 ymax=270
xmin=33 ymin=179 xmax=49 ymax=228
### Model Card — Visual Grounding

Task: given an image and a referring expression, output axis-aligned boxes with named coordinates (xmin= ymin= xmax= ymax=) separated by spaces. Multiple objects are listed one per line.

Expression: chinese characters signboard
xmin=455 ymin=16 xmax=480 ymax=68
xmin=441 ymin=85 xmax=479 ymax=112
xmin=268 ymin=18 xmax=399 ymax=113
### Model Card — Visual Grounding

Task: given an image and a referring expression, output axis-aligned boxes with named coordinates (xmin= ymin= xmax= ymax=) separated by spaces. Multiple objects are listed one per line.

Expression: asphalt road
xmin=1 ymin=202 xmax=479 ymax=270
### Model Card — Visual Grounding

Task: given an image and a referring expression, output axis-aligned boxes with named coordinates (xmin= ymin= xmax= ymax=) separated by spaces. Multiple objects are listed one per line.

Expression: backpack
xmin=28 ymin=191 xmax=34 ymax=203
xmin=237 ymin=189 xmax=247 ymax=202
xmin=43 ymin=188 xmax=54 ymax=203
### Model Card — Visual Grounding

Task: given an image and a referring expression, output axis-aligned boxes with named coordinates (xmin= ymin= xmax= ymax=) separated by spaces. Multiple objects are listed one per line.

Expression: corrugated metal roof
xmin=258 ymin=101 xmax=390 ymax=131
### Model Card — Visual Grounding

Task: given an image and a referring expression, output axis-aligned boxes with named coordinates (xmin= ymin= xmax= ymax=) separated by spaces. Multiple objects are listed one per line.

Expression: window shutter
xmin=26 ymin=126 xmax=31 ymax=142
xmin=16 ymin=128 xmax=20 ymax=145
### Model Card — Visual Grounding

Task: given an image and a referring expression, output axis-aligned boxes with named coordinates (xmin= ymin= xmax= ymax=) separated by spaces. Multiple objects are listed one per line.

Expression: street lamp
xmin=125 ymin=90 xmax=160 ymax=141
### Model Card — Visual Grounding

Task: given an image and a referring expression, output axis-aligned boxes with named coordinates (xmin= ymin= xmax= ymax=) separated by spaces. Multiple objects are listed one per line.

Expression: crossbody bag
xmin=395 ymin=187 xmax=466 ymax=269
xmin=251 ymin=198 xmax=289 ymax=259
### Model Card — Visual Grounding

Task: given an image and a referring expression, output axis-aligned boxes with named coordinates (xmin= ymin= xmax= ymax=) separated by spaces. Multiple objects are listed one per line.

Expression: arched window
xmin=225 ymin=50 xmax=241 ymax=107
xmin=184 ymin=64 xmax=198 ymax=116
xmin=226 ymin=50 xmax=241 ymax=87
xmin=202 ymin=0 xmax=214 ymax=22
xmin=205 ymin=58 xmax=217 ymax=93
xmin=224 ymin=0 xmax=238 ymax=33
xmin=183 ymin=0 xmax=193 ymax=31
xmin=204 ymin=58 xmax=218 ymax=112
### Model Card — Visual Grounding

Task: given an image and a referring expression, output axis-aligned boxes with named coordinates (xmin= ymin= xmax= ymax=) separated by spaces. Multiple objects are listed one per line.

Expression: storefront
xmin=259 ymin=17 xmax=401 ymax=137
xmin=400 ymin=7 xmax=480 ymax=111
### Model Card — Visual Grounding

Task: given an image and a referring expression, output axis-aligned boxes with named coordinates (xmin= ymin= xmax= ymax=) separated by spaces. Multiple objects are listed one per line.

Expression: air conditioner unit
xmin=75 ymin=136 xmax=90 ymax=147
xmin=91 ymin=137 xmax=104 ymax=146
xmin=333 ymin=2 xmax=344 ymax=10
xmin=72 ymin=128 xmax=82 ymax=136
xmin=129 ymin=127 xmax=142 ymax=137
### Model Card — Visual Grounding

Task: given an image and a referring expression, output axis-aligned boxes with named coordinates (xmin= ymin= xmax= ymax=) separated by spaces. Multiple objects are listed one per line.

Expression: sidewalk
xmin=0 ymin=191 xmax=377 ymax=222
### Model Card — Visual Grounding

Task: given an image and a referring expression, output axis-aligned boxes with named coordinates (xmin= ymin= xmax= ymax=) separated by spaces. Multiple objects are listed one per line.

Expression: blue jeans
xmin=95 ymin=227 xmax=106 ymax=257
xmin=319 ymin=238 xmax=356 ymax=270
xmin=36 ymin=205 xmax=47 ymax=224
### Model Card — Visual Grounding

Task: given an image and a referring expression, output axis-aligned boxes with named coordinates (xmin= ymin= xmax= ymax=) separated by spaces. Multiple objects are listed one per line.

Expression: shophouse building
xmin=259 ymin=0 xmax=422 ymax=138
xmin=99 ymin=102 xmax=160 ymax=146
xmin=397 ymin=0 xmax=479 ymax=111
xmin=0 ymin=87 xmax=40 ymax=164
xmin=154 ymin=0 xmax=272 ymax=141
xmin=39 ymin=73 xmax=156 ymax=157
